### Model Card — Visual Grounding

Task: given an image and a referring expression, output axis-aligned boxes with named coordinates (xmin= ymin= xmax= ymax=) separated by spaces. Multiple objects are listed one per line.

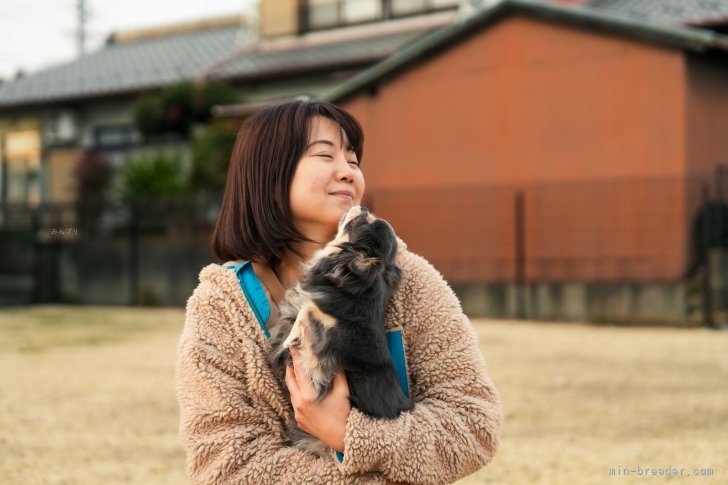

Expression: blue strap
xmin=224 ymin=261 xmax=409 ymax=464
xmin=386 ymin=329 xmax=410 ymax=399
xmin=225 ymin=261 xmax=271 ymax=339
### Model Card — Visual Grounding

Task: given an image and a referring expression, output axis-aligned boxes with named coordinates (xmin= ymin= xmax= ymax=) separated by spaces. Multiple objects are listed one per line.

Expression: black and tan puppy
xmin=270 ymin=205 xmax=412 ymax=452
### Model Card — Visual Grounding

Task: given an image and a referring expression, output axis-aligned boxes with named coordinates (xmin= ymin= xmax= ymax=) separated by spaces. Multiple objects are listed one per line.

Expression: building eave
xmin=322 ymin=0 xmax=727 ymax=104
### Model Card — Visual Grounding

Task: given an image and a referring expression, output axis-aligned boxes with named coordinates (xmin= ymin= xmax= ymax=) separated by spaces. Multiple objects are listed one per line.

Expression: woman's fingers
xmin=284 ymin=364 xmax=299 ymax=403
xmin=284 ymin=348 xmax=352 ymax=451
xmin=289 ymin=348 xmax=317 ymax=402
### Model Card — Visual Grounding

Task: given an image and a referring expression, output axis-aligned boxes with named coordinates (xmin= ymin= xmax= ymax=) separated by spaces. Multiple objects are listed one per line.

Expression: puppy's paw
xmin=285 ymin=336 xmax=301 ymax=349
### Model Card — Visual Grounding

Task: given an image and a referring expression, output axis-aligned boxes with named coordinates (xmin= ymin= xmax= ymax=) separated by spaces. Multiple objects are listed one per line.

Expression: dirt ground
xmin=0 ymin=306 xmax=726 ymax=484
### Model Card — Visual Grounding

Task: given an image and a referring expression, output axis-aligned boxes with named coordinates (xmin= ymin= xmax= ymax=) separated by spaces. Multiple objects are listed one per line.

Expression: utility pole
xmin=76 ymin=0 xmax=88 ymax=57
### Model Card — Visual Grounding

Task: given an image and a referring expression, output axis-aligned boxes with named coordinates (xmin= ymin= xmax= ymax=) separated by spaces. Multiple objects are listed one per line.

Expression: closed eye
xmin=348 ymin=160 xmax=360 ymax=167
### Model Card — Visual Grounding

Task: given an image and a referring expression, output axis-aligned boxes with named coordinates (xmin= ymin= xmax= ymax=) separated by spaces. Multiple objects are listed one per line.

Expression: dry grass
xmin=0 ymin=306 xmax=186 ymax=485
xmin=0 ymin=306 xmax=726 ymax=484
xmin=462 ymin=320 xmax=728 ymax=485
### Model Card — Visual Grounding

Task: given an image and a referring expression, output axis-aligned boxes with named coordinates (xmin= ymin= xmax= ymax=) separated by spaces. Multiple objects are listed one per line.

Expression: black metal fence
xmin=0 ymin=196 xmax=220 ymax=307
xmin=1 ymin=172 xmax=727 ymax=326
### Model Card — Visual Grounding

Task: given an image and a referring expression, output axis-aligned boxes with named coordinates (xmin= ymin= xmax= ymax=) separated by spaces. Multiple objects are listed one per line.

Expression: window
xmin=3 ymin=130 xmax=41 ymax=205
xmin=309 ymin=0 xmax=382 ymax=29
xmin=432 ymin=0 xmax=459 ymax=8
xmin=306 ymin=0 xmax=456 ymax=31
xmin=309 ymin=0 xmax=340 ymax=29
xmin=394 ymin=0 xmax=459 ymax=14
xmin=93 ymin=124 xmax=140 ymax=150
xmin=343 ymin=0 xmax=382 ymax=23
xmin=392 ymin=0 xmax=428 ymax=16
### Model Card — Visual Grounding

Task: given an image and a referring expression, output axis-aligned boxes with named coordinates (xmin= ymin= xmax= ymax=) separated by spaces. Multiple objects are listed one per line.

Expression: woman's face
xmin=289 ymin=116 xmax=365 ymax=241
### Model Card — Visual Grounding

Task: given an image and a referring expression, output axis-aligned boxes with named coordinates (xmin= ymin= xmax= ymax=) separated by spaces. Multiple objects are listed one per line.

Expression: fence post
xmin=515 ymin=190 xmax=526 ymax=320
xmin=129 ymin=203 xmax=140 ymax=306
xmin=31 ymin=205 xmax=41 ymax=303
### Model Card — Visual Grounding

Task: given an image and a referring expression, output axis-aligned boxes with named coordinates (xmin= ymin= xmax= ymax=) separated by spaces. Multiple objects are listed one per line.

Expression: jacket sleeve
xmin=176 ymin=280 xmax=386 ymax=485
xmin=336 ymin=253 xmax=503 ymax=485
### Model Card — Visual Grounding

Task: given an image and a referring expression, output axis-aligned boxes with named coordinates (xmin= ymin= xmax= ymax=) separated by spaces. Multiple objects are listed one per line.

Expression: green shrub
xmin=132 ymin=81 xmax=240 ymax=138
xmin=160 ymin=82 xmax=195 ymax=135
xmin=116 ymin=150 xmax=187 ymax=202
xmin=72 ymin=150 xmax=113 ymax=205
xmin=132 ymin=96 xmax=164 ymax=137
xmin=72 ymin=150 xmax=114 ymax=235
xmin=189 ymin=123 xmax=237 ymax=194
xmin=193 ymin=81 xmax=240 ymax=123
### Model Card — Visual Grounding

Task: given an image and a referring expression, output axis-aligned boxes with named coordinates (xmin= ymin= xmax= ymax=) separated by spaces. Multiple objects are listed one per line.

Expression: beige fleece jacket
xmin=176 ymin=246 xmax=503 ymax=484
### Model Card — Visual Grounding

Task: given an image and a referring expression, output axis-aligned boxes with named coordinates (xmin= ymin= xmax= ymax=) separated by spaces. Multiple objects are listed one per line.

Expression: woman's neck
xmin=275 ymin=238 xmax=329 ymax=289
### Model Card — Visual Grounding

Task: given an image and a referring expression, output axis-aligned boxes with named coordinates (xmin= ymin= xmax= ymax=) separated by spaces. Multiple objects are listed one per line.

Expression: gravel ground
xmin=0 ymin=306 xmax=726 ymax=484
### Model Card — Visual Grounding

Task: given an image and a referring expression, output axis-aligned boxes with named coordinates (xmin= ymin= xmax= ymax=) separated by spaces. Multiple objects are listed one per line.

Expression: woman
xmin=176 ymin=100 xmax=502 ymax=484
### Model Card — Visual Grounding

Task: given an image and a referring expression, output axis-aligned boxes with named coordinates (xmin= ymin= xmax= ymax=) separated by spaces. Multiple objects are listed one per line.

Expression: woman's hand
xmin=285 ymin=348 xmax=351 ymax=453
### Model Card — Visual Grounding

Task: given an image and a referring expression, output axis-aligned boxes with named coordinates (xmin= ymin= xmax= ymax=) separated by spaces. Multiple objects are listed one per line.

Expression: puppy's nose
xmin=360 ymin=206 xmax=369 ymax=214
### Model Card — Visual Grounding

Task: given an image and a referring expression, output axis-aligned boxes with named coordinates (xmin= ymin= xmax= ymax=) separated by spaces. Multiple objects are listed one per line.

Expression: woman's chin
xmin=328 ymin=203 xmax=354 ymax=220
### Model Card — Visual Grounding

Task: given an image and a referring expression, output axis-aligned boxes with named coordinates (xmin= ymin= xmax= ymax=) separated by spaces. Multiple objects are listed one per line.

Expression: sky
xmin=0 ymin=0 xmax=256 ymax=81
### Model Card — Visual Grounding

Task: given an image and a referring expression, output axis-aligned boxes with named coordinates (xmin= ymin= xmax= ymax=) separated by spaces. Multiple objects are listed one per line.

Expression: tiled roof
xmin=0 ymin=14 xmax=443 ymax=110
xmin=210 ymin=28 xmax=432 ymax=80
xmin=587 ymin=0 xmax=728 ymax=25
xmin=324 ymin=0 xmax=727 ymax=104
xmin=0 ymin=25 xmax=241 ymax=108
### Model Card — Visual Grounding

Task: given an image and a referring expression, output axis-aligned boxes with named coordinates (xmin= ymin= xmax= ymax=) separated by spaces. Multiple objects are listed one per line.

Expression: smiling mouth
xmin=330 ymin=192 xmax=354 ymax=199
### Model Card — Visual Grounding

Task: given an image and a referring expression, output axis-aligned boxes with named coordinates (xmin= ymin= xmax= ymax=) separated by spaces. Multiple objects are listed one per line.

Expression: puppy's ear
xmin=323 ymin=253 xmax=363 ymax=293
xmin=321 ymin=251 xmax=380 ymax=293
xmin=352 ymin=253 xmax=380 ymax=272
xmin=346 ymin=253 xmax=385 ymax=289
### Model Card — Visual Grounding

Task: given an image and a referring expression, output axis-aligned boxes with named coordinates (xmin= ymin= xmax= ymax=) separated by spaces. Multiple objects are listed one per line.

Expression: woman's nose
xmin=335 ymin=155 xmax=354 ymax=182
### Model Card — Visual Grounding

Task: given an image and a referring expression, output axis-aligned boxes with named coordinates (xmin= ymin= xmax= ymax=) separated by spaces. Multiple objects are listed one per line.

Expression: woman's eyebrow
xmin=306 ymin=139 xmax=355 ymax=153
xmin=306 ymin=140 xmax=335 ymax=149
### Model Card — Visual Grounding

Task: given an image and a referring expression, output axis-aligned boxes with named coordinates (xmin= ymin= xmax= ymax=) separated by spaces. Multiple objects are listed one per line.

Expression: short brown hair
xmin=211 ymin=100 xmax=364 ymax=265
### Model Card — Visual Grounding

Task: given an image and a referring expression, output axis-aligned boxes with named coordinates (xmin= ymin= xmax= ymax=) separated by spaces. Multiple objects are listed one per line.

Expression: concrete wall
xmin=59 ymin=233 xmax=213 ymax=306
xmin=707 ymin=249 xmax=728 ymax=326
xmin=453 ymin=280 xmax=690 ymax=325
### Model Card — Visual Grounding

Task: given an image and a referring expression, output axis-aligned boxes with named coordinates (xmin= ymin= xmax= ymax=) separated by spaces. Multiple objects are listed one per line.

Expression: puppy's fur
xmin=270 ymin=206 xmax=413 ymax=454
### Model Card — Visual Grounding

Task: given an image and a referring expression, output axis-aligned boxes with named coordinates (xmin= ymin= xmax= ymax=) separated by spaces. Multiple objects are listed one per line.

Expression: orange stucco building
xmin=325 ymin=2 xmax=728 ymax=323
